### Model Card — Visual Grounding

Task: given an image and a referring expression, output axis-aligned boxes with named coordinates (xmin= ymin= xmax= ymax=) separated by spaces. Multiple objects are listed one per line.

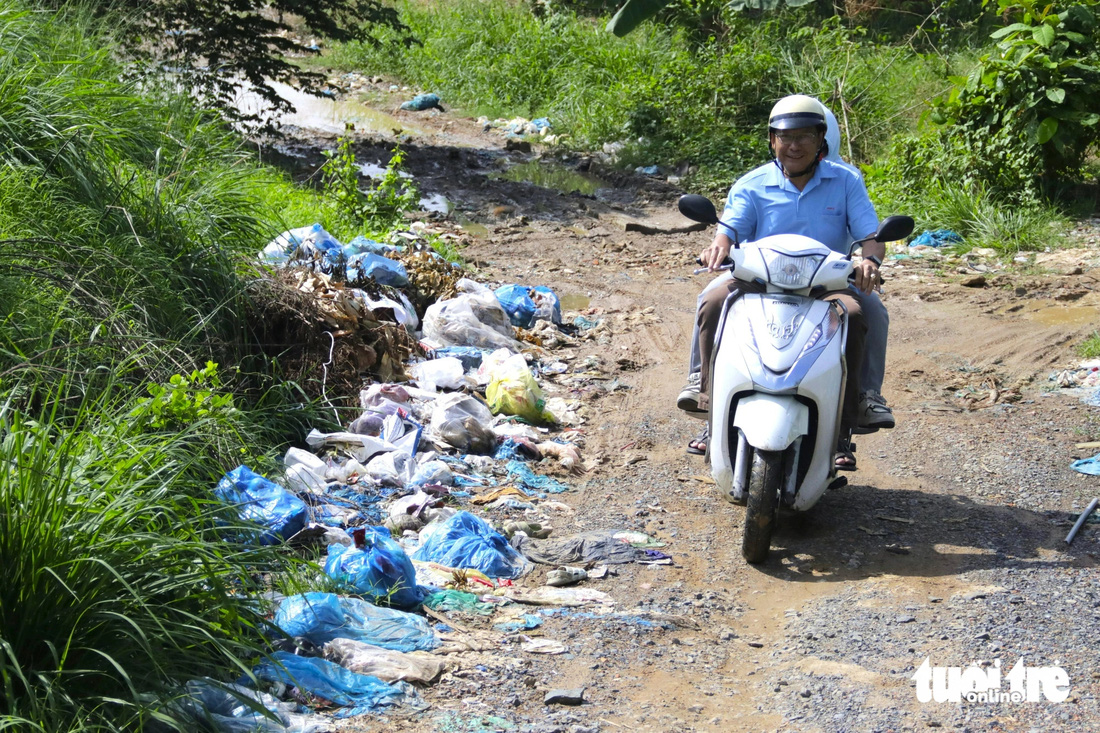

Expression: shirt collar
xmin=765 ymin=158 xmax=835 ymax=191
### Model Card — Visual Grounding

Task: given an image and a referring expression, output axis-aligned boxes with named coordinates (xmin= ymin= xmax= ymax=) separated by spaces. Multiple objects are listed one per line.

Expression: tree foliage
xmin=93 ymin=0 xmax=410 ymax=126
xmin=933 ymin=0 xmax=1100 ymax=189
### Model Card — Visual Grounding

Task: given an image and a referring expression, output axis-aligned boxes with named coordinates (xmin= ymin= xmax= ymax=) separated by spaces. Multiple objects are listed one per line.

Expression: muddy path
xmin=267 ymin=81 xmax=1100 ymax=732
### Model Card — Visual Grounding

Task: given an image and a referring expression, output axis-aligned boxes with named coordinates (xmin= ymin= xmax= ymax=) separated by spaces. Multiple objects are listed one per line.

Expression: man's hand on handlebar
xmin=851 ymin=258 xmax=880 ymax=295
xmin=699 ymin=233 xmax=733 ymax=271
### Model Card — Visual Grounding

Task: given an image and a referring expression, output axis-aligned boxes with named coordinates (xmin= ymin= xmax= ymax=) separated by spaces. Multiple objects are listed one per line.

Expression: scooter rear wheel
xmin=742 ymin=449 xmax=781 ymax=563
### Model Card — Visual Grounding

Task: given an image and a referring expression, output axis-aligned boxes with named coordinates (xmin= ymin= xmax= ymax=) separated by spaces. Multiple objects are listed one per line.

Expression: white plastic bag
xmin=422 ymin=286 xmax=521 ymax=352
xmin=410 ymin=357 xmax=467 ymax=392
xmin=365 ymin=450 xmax=414 ymax=487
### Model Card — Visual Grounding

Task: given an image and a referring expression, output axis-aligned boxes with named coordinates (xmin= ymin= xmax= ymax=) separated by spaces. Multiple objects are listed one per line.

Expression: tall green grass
xmin=0 ymin=374 xmax=289 ymax=730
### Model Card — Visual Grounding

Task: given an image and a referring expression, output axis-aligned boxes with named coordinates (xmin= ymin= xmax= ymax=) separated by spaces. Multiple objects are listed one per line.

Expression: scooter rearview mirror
xmin=678 ymin=194 xmax=720 ymax=225
xmin=875 ymin=215 xmax=915 ymax=243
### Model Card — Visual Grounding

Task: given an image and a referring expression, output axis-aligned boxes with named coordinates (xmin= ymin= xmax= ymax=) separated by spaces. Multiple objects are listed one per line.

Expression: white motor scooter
xmin=679 ymin=194 xmax=913 ymax=563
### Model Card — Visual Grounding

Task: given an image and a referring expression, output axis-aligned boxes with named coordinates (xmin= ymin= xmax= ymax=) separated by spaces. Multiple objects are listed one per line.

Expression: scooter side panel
xmin=790 ymin=320 xmax=847 ymax=511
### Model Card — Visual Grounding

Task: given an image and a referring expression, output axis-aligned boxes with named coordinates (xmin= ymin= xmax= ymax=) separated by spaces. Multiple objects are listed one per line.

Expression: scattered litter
xmin=1072 ymin=453 xmax=1100 ymax=476
xmin=545 ymin=566 xmax=587 ymax=587
xmin=506 ymin=460 xmax=569 ymax=494
xmin=521 ymin=638 xmax=567 ymax=654
xmin=513 ymin=531 xmax=657 ymax=565
xmin=875 ymin=515 xmax=915 ymax=525
xmin=492 ymin=613 xmax=542 ymax=633
xmin=422 ymin=589 xmax=496 ymax=616
xmin=500 ymin=586 xmax=615 ymax=607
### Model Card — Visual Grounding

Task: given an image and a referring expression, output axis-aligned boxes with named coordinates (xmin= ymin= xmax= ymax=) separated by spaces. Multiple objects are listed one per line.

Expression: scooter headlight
xmin=760 ymin=250 xmax=825 ymax=289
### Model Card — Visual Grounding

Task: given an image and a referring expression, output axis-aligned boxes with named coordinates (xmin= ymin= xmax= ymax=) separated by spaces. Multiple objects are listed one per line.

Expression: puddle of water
xmin=489 ymin=160 xmax=604 ymax=196
xmin=999 ymin=302 xmax=1099 ymax=327
xmin=419 ymin=193 xmax=453 ymax=214
xmin=236 ymin=81 xmax=428 ymax=137
xmin=559 ymin=293 xmax=591 ymax=310
xmin=359 ymin=161 xmax=412 ymax=179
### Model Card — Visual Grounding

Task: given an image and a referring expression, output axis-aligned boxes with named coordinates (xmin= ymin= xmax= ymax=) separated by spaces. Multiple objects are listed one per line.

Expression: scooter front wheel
xmin=742 ymin=449 xmax=781 ymax=563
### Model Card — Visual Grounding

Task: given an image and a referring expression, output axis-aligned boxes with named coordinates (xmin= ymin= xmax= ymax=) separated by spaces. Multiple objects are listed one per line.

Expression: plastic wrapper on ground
xmin=506 ymin=460 xmax=569 ymax=494
xmin=511 ymin=531 xmax=652 ymax=565
xmin=275 ymin=593 xmax=437 ymax=652
xmin=364 ymin=450 xmax=413 ymax=487
xmin=323 ymin=528 xmax=424 ymax=609
xmin=214 ymin=466 xmax=307 ymax=545
xmin=423 ymin=589 xmax=496 ymax=616
xmin=251 ymin=651 xmax=406 ymax=718
xmin=172 ymin=679 xmax=332 ymax=733
xmin=410 ymin=459 xmax=453 ymax=486
xmin=261 ymin=224 xmax=340 ymax=268
xmin=323 ymin=638 xmax=447 ymax=684
xmin=411 ymin=511 xmax=531 ymax=579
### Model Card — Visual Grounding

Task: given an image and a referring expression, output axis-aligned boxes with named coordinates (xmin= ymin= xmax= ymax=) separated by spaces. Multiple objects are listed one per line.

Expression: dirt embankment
xmin=270 ymin=83 xmax=1100 ymax=732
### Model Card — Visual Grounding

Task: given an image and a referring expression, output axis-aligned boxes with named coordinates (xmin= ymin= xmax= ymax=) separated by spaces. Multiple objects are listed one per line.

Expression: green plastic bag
xmin=423 ymin=589 xmax=496 ymax=616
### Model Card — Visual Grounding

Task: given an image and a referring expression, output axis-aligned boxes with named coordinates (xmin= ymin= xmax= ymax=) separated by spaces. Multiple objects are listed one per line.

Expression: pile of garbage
xmin=170 ymin=222 xmax=670 ymax=729
xmin=477 ymin=116 xmax=560 ymax=145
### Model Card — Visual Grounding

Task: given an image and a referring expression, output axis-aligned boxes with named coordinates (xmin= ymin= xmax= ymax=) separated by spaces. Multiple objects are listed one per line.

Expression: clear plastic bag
xmin=429 ymin=393 xmax=497 ymax=454
xmin=422 ymin=287 xmax=521 ymax=352
xmin=410 ymin=357 xmax=467 ymax=392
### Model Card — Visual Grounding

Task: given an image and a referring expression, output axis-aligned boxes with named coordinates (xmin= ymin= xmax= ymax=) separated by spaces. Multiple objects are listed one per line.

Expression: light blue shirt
xmin=719 ymin=159 xmax=879 ymax=255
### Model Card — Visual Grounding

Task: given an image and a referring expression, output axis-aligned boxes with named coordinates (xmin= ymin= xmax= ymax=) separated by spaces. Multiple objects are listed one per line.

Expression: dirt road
xmin=272 ymin=84 xmax=1100 ymax=732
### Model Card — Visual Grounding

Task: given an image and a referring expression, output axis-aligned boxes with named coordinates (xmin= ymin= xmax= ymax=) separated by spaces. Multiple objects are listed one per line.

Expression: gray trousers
xmin=688 ymin=273 xmax=888 ymax=394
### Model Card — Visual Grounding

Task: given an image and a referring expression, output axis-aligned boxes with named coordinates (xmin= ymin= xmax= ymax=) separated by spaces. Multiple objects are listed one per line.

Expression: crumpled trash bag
xmin=423 ymin=279 xmax=522 ymax=351
xmin=365 ymin=450 xmax=414 ymax=487
xmin=910 ymin=229 xmax=963 ymax=247
xmin=410 ymin=357 xmax=467 ymax=392
xmin=485 ymin=353 xmax=555 ymax=425
xmin=214 ymin=466 xmax=307 ymax=545
xmin=250 ymin=652 xmax=406 ymax=718
xmin=261 ymin=224 xmax=341 ymax=268
xmin=411 ymin=511 xmax=531 ymax=579
xmin=275 ymin=593 xmax=437 ymax=652
xmin=346 ymin=252 xmax=408 ymax=287
xmin=171 ymin=679 xmax=332 ymax=733
xmin=429 ymin=393 xmax=497 ymax=454
xmin=511 ymin=531 xmax=654 ymax=565
xmin=495 ymin=284 xmax=537 ymax=328
xmin=1070 ymin=452 xmax=1100 ymax=475
xmin=323 ymin=527 xmax=424 ymax=608
xmin=322 ymin=638 xmax=446 ymax=684
xmin=400 ymin=93 xmax=443 ymax=111
xmin=530 ymin=285 xmax=561 ymax=324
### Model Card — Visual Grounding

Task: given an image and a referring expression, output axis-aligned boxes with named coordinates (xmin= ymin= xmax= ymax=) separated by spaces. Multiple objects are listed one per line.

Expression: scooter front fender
xmin=733 ymin=393 xmax=809 ymax=452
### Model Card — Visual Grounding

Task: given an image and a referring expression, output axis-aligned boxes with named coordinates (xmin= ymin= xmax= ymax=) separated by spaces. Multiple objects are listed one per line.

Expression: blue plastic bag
xmin=429 ymin=346 xmax=488 ymax=371
xmin=323 ymin=528 xmax=424 ymax=609
xmin=347 ymin=253 xmax=409 ymax=287
xmin=494 ymin=284 xmax=536 ymax=328
xmin=400 ymin=93 xmax=442 ymax=111
xmin=910 ymin=229 xmax=963 ymax=248
xmin=275 ymin=593 xmax=437 ymax=652
xmin=214 ymin=466 xmax=307 ymax=545
xmin=411 ymin=511 xmax=531 ymax=579
xmin=251 ymin=652 xmax=403 ymax=718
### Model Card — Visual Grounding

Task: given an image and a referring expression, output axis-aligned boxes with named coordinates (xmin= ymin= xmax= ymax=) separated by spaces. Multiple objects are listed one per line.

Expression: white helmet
xmin=768 ymin=95 xmax=827 ymax=132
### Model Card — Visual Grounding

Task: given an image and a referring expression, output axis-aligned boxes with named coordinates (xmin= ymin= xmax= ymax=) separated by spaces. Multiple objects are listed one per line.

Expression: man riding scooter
xmin=679 ymin=95 xmax=885 ymax=470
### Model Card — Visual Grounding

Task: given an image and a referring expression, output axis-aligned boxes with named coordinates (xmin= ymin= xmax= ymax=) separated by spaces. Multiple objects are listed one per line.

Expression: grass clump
xmin=0 ymin=379 xmax=288 ymax=730
xmin=1077 ymin=333 xmax=1100 ymax=360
